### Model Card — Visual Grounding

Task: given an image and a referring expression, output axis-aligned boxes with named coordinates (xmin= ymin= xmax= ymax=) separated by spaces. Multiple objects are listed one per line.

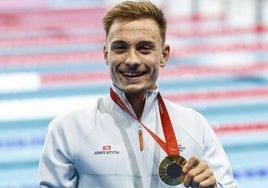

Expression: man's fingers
xmin=184 ymin=168 xmax=215 ymax=187
xmin=182 ymin=157 xmax=216 ymax=188
xmin=198 ymin=175 xmax=217 ymax=188
xmin=183 ymin=162 xmax=204 ymax=187
xmin=192 ymin=168 xmax=215 ymax=187
xmin=183 ymin=155 xmax=200 ymax=173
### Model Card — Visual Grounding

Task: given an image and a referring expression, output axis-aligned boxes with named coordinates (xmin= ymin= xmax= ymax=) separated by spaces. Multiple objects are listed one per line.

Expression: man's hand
xmin=182 ymin=156 xmax=217 ymax=188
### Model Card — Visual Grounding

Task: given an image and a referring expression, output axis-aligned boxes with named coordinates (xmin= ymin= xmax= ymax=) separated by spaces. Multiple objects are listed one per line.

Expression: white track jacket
xmin=38 ymin=87 xmax=238 ymax=188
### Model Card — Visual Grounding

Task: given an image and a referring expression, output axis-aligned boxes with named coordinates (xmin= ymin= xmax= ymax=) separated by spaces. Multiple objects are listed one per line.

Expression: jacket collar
xmin=110 ymin=85 xmax=159 ymax=119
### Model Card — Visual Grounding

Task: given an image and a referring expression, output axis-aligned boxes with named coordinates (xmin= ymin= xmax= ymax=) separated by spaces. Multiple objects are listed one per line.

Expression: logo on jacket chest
xmin=93 ymin=145 xmax=120 ymax=155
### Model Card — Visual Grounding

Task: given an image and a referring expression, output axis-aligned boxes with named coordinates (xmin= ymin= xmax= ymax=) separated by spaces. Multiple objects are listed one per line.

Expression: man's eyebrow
xmin=136 ymin=41 xmax=155 ymax=47
xmin=138 ymin=41 xmax=154 ymax=45
xmin=111 ymin=40 xmax=127 ymax=46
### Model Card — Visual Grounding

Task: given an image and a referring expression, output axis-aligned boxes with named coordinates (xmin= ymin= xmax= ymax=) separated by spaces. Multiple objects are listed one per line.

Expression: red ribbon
xmin=110 ymin=88 xmax=179 ymax=156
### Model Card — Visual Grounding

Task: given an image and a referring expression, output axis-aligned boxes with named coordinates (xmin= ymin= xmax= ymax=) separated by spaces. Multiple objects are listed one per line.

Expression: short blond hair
xmin=102 ymin=0 xmax=167 ymax=43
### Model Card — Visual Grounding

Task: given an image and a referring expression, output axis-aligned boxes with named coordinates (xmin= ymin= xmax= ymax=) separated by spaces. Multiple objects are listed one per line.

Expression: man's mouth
xmin=119 ymin=70 xmax=146 ymax=77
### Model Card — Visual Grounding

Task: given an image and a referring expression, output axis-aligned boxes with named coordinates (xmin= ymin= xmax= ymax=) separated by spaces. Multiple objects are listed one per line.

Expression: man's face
xmin=103 ymin=18 xmax=170 ymax=94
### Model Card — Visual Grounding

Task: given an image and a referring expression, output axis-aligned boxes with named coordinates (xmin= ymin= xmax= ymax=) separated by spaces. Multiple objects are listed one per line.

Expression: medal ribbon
xmin=110 ymin=88 xmax=179 ymax=156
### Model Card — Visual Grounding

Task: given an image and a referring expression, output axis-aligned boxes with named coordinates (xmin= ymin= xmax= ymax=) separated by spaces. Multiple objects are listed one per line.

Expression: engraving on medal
xmin=158 ymin=155 xmax=187 ymax=186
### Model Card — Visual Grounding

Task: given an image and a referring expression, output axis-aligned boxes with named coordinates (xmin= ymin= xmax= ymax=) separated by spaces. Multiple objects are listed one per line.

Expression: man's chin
xmin=120 ymin=86 xmax=147 ymax=95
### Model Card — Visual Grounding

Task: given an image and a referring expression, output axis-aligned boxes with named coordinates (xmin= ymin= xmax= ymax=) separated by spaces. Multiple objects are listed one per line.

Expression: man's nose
xmin=125 ymin=49 xmax=140 ymax=66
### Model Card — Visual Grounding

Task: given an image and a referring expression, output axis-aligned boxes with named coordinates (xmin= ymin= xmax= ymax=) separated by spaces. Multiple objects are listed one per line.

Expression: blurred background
xmin=0 ymin=0 xmax=268 ymax=187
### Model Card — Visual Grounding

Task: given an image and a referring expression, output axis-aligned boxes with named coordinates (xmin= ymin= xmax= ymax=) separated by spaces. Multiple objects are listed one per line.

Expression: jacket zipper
xmin=138 ymin=129 xmax=144 ymax=151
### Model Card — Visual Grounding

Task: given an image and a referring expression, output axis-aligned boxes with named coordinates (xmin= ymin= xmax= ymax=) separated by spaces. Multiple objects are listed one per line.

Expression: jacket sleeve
xmin=38 ymin=118 xmax=78 ymax=188
xmin=202 ymin=118 xmax=239 ymax=188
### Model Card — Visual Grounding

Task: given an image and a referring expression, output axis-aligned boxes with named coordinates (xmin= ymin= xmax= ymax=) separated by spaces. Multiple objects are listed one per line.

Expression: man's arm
xmin=182 ymin=116 xmax=239 ymax=188
xmin=38 ymin=120 xmax=78 ymax=188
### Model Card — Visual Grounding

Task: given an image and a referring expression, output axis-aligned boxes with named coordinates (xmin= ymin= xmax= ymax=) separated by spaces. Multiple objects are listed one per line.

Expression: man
xmin=38 ymin=1 xmax=238 ymax=187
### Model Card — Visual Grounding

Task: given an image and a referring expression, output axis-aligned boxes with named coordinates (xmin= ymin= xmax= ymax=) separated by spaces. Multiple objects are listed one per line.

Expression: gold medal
xmin=158 ymin=155 xmax=187 ymax=186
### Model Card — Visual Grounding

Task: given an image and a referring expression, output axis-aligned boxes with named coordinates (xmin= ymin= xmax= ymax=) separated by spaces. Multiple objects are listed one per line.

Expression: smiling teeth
xmin=123 ymin=72 xmax=133 ymax=76
xmin=122 ymin=72 xmax=143 ymax=77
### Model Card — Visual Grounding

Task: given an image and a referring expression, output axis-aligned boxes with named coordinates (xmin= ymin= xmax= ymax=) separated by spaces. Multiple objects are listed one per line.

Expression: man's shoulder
xmin=47 ymin=96 xmax=108 ymax=131
xmin=164 ymin=98 xmax=209 ymax=129
xmin=164 ymin=99 xmax=201 ymax=116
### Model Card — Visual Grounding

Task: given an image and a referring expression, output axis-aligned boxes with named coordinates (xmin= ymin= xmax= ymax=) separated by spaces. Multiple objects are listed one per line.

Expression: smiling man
xmin=103 ymin=16 xmax=169 ymax=119
xmin=38 ymin=1 xmax=238 ymax=188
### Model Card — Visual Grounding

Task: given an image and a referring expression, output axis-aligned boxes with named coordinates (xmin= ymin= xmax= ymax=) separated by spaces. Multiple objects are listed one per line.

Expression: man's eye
xmin=113 ymin=46 xmax=127 ymax=53
xmin=138 ymin=46 xmax=152 ymax=53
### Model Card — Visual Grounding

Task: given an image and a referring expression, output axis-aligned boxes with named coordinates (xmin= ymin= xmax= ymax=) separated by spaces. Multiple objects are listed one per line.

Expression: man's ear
xmin=160 ymin=44 xmax=170 ymax=67
xmin=103 ymin=44 xmax=108 ymax=65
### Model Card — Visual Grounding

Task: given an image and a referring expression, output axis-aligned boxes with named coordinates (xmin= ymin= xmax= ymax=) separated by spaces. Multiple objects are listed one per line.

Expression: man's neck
xmin=125 ymin=92 xmax=146 ymax=121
